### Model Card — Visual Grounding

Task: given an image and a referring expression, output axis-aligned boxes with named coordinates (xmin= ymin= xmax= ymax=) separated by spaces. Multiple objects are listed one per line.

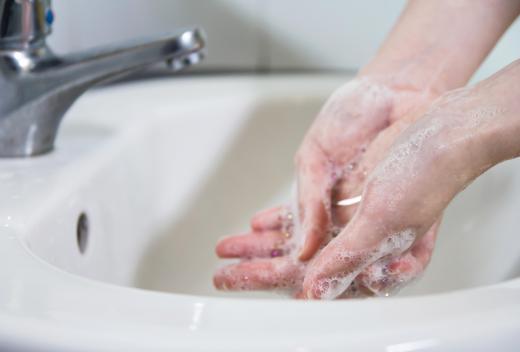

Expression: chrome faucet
xmin=0 ymin=0 xmax=205 ymax=157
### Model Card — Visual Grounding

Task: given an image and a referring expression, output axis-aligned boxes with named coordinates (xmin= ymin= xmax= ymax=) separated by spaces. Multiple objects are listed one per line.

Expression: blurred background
xmin=49 ymin=0 xmax=520 ymax=82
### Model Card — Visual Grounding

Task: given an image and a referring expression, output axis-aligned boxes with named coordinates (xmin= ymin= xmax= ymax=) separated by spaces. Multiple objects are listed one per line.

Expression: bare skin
xmin=304 ymin=59 xmax=520 ymax=298
xmin=214 ymin=78 xmax=440 ymax=297
xmin=213 ymin=0 xmax=520 ymax=299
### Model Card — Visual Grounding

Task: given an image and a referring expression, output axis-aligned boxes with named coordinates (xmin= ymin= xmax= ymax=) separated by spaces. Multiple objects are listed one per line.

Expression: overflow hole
xmin=76 ymin=212 xmax=89 ymax=254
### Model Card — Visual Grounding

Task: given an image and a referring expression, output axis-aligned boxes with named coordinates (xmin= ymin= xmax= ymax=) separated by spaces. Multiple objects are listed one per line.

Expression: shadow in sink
xmin=134 ymin=97 xmax=324 ymax=298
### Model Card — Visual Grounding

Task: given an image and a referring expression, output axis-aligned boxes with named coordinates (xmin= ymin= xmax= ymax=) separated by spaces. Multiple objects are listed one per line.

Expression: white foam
xmin=363 ymin=247 xmax=427 ymax=297
xmin=315 ymin=229 xmax=416 ymax=300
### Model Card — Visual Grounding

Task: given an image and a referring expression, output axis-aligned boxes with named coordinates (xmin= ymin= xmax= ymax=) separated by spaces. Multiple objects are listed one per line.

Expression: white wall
xmin=49 ymin=0 xmax=519 ymax=81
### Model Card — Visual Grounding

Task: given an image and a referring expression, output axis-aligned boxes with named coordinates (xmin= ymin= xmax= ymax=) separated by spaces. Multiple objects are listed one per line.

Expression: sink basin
xmin=0 ymin=74 xmax=519 ymax=351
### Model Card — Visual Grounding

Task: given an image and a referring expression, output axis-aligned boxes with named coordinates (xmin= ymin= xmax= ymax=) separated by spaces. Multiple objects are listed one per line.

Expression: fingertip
xmin=298 ymin=247 xmax=312 ymax=261
xmin=250 ymin=206 xmax=285 ymax=231
xmin=215 ymin=233 xmax=260 ymax=258
xmin=297 ymin=200 xmax=330 ymax=260
xmin=212 ymin=274 xmax=221 ymax=289
xmin=250 ymin=210 xmax=269 ymax=230
xmin=301 ymin=280 xmax=321 ymax=300
xmin=250 ymin=217 xmax=262 ymax=231
xmin=213 ymin=265 xmax=242 ymax=290
xmin=215 ymin=236 xmax=233 ymax=258
xmin=298 ymin=235 xmax=320 ymax=261
xmin=212 ymin=269 xmax=228 ymax=290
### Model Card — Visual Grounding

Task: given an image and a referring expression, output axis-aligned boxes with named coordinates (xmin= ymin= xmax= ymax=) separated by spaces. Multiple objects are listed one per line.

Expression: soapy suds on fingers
xmin=304 ymin=228 xmax=417 ymax=300
xmin=215 ymin=77 xmax=442 ymax=299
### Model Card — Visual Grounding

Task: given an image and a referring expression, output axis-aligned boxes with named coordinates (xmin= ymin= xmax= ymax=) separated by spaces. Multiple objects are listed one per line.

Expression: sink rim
xmin=2 ymin=231 xmax=520 ymax=349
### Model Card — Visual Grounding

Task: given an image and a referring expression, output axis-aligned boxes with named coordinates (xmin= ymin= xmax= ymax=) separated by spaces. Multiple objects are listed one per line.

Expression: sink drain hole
xmin=76 ymin=212 xmax=89 ymax=254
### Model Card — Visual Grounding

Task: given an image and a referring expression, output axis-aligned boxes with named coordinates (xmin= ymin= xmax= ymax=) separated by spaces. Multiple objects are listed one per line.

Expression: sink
xmin=5 ymin=75 xmax=330 ymax=298
xmin=0 ymin=74 xmax=519 ymax=351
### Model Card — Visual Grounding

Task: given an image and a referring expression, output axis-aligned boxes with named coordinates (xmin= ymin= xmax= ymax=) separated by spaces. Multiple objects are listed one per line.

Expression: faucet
xmin=0 ymin=0 xmax=205 ymax=157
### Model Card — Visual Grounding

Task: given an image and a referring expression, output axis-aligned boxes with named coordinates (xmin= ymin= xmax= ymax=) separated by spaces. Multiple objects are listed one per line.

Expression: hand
xmin=294 ymin=77 xmax=436 ymax=260
xmin=303 ymin=60 xmax=520 ymax=298
xmin=214 ymin=204 xmax=438 ymax=298
xmin=214 ymin=76 xmax=441 ymax=297
xmin=213 ymin=0 xmax=520 ymax=298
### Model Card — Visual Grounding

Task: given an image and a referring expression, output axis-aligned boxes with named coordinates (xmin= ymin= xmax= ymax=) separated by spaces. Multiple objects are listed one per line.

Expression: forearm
xmin=360 ymin=59 xmax=520 ymax=238
xmin=360 ymin=0 xmax=520 ymax=95
xmin=463 ymin=59 xmax=520 ymax=166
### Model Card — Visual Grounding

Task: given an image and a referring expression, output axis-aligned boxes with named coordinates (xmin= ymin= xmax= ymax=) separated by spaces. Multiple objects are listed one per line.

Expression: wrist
xmin=422 ymin=63 xmax=520 ymax=179
xmin=358 ymin=54 xmax=451 ymax=100
xmin=469 ymin=60 xmax=520 ymax=162
xmin=352 ymin=64 xmax=443 ymax=122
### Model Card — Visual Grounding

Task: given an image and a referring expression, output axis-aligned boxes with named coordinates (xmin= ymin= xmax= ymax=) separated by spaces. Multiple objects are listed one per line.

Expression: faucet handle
xmin=0 ymin=0 xmax=53 ymax=49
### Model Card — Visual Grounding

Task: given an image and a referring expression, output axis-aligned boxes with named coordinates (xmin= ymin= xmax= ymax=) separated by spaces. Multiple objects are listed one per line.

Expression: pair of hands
xmin=214 ymin=76 xmax=441 ymax=299
xmin=210 ymin=0 xmax=520 ymax=300
xmin=213 ymin=62 xmax=518 ymax=299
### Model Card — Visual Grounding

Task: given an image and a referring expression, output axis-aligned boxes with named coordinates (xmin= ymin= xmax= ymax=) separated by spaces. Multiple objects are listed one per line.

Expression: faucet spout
xmin=0 ymin=0 xmax=205 ymax=157
xmin=52 ymin=29 xmax=205 ymax=90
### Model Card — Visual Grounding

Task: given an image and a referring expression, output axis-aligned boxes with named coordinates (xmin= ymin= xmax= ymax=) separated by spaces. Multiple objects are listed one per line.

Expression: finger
xmin=303 ymin=218 xmax=423 ymax=300
xmin=301 ymin=220 xmax=382 ymax=300
xmin=250 ymin=206 xmax=288 ymax=231
xmin=215 ymin=231 xmax=289 ymax=259
xmin=213 ymin=257 xmax=304 ymax=291
xmin=358 ymin=221 xmax=439 ymax=295
xmin=296 ymin=147 xmax=335 ymax=261
xmin=297 ymin=198 xmax=330 ymax=261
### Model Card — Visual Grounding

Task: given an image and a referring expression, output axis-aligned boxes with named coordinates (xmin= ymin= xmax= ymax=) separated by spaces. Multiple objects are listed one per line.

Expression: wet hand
xmin=214 ymin=76 xmax=441 ymax=297
xmin=214 ymin=203 xmax=438 ymax=298
xmin=304 ymin=61 xmax=520 ymax=298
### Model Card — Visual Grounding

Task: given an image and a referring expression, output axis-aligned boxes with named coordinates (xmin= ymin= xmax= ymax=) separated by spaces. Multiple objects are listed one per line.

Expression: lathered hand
xmin=303 ymin=60 xmax=520 ymax=299
xmin=214 ymin=205 xmax=438 ymax=298
xmin=213 ymin=0 xmax=520 ymax=299
xmin=214 ymin=77 xmax=440 ymax=297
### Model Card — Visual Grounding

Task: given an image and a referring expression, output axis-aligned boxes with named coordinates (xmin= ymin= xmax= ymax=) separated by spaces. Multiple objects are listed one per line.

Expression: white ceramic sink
xmin=0 ymin=75 xmax=519 ymax=351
